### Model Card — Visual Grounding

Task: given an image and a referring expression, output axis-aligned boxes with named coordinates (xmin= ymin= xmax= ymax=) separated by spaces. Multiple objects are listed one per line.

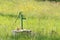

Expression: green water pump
xmin=19 ymin=12 xmax=26 ymax=29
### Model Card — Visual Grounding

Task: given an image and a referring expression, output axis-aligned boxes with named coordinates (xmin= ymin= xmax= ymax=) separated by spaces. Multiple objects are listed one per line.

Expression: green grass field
xmin=0 ymin=0 xmax=60 ymax=40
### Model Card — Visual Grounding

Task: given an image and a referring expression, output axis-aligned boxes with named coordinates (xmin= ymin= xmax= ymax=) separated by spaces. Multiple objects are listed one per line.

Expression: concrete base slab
xmin=12 ymin=29 xmax=31 ymax=35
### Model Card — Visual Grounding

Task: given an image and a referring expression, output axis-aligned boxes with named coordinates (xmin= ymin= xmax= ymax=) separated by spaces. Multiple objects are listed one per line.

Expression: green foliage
xmin=35 ymin=0 xmax=45 ymax=1
xmin=35 ymin=0 xmax=60 ymax=2
xmin=48 ymin=0 xmax=60 ymax=2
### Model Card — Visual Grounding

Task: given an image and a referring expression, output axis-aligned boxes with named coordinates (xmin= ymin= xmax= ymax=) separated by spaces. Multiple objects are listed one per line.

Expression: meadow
xmin=0 ymin=0 xmax=60 ymax=40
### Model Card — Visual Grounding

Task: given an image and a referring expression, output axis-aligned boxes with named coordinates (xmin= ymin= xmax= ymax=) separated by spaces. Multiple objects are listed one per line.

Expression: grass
xmin=0 ymin=0 xmax=60 ymax=40
xmin=0 ymin=12 xmax=60 ymax=40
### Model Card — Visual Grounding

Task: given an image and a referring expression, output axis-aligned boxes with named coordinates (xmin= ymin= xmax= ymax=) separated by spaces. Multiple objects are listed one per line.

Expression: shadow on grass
xmin=0 ymin=13 xmax=17 ymax=18
xmin=0 ymin=31 xmax=60 ymax=40
xmin=7 ymin=31 xmax=60 ymax=40
xmin=9 ymin=32 xmax=32 ymax=40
